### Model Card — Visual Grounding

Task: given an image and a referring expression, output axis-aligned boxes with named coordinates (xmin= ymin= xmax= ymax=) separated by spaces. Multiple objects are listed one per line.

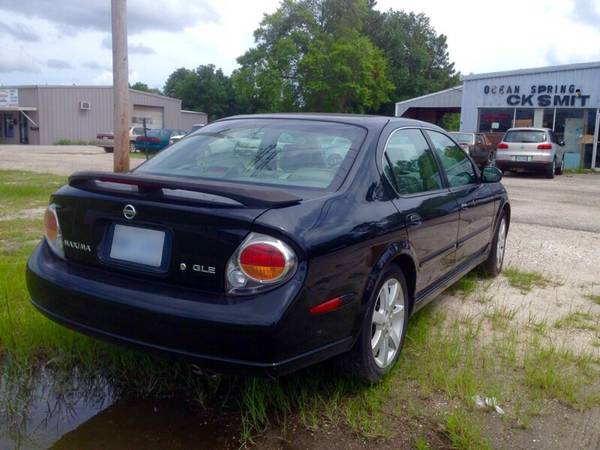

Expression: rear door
xmin=424 ymin=130 xmax=495 ymax=266
xmin=383 ymin=128 xmax=459 ymax=291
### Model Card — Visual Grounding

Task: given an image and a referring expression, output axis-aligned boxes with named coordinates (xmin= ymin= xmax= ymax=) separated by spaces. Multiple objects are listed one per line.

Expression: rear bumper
xmin=496 ymin=160 xmax=552 ymax=172
xmin=26 ymin=242 xmax=355 ymax=376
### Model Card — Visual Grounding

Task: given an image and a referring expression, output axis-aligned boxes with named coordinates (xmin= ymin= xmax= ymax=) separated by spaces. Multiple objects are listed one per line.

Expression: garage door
xmin=132 ymin=105 xmax=163 ymax=129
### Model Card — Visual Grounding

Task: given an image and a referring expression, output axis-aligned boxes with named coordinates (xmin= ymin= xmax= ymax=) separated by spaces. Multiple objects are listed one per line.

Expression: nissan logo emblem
xmin=123 ymin=204 xmax=136 ymax=220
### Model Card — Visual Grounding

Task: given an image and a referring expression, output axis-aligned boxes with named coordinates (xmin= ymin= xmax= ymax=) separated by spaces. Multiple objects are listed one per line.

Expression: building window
xmin=543 ymin=109 xmax=554 ymax=129
xmin=515 ymin=109 xmax=535 ymax=127
xmin=478 ymin=108 xmax=514 ymax=132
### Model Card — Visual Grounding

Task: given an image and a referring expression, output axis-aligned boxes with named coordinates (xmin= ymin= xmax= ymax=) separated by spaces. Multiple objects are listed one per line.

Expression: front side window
xmin=383 ymin=128 xmax=443 ymax=195
xmin=425 ymin=130 xmax=477 ymax=188
xmin=136 ymin=119 xmax=366 ymax=190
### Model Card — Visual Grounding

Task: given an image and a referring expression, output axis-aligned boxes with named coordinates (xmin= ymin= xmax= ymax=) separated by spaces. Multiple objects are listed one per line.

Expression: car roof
xmin=214 ymin=113 xmax=444 ymax=133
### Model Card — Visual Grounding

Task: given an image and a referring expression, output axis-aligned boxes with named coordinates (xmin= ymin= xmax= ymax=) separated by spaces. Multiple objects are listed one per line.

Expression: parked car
xmin=97 ymin=126 xmax=149 ymax=153
xmin=495 ymin=127 xmax=565 ymax=178
xmin=134 ymin=129 xmax=188 ymax=153
xmin=27 ymin=114 xmax=510 ymax=382
xmin=449 ymin=132 xmax=495 ymax=168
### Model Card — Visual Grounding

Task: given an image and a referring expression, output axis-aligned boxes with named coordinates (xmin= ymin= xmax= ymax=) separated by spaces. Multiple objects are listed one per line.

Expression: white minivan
xmin=495 ymin=128 xmax=566 ymax=179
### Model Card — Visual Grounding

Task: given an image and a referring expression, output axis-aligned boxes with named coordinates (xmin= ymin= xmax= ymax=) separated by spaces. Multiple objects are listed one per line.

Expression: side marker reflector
xmin=310 ymin=297 xmax=343 ymax=315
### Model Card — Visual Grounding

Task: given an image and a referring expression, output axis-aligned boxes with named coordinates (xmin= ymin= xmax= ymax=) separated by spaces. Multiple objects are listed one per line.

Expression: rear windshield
xmin=136 ymin=119 xmax=367 ymax=190
xmin=147 ymin=129 xmax=162 ymax=137
xmin=504 ymin=130 xmax=547 ymax=143
xmin=450 ymin=133 xmax=474 ymax=144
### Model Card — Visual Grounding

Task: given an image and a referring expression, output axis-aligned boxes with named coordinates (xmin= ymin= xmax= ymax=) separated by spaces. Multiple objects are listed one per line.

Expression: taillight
xmin=240 ymin=243 xmax=286 ymax=281
xmin=44 ymin=204 xmax=64 ymax=259
xmin=226 ymin=233 xmax=297 ymax=294
xmin=537 ymin=143 xmax=552 ymax=150
xmin=497 ymin=142 xmax=509 ymax=150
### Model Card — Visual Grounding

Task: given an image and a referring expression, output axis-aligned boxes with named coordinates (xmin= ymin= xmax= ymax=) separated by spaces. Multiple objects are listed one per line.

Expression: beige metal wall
xmin=180 ymin=110 xmax=208 ymax=131
xmin=34 ymin=87 xmax=184 ymax=144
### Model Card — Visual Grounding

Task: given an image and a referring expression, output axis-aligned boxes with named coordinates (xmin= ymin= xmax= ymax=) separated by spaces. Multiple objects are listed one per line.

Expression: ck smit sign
xmin=0 ymin=89 xmax=19 ymax=107
xmin=483 ymin=84 xmax=591 ymax=107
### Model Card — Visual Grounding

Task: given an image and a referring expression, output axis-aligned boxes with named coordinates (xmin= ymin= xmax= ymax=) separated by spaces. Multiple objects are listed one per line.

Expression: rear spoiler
xmin=68 ymin=171 xmax=302 ymax=208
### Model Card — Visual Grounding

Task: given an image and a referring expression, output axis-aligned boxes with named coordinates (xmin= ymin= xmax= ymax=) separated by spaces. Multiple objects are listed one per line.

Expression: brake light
xmin=225 ymin=233 xmax=297 ymax=294
xmin=240 ymin=243 xmax=286 ymax=281
xmin=537 ymin=143 xmax=552 ymax=150
xmin=497 ymin=142 xmax=509 ymax=149
xmin=44 ymin=204 xmax=64 ymax=259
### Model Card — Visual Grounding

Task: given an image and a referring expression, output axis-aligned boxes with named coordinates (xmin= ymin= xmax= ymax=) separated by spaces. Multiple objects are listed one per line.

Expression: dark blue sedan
xmin=27 ymin=114 xmax=510 ymax=382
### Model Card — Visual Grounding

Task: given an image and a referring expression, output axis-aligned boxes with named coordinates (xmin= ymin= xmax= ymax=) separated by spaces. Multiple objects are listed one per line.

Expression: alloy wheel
xmin=371 ymin=278 xmax=405 ymax=368
xmin=496 ymin=217 xmax=507 ymax=269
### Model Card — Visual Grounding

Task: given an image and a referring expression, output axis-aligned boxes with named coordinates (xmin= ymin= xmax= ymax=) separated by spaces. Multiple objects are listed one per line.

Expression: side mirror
xmin=482 ymin=166 xmax=503 ymax=183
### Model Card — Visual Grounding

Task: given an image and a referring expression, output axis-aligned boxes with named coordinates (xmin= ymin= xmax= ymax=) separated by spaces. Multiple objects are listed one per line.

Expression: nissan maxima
xmin=27 ymin=114 xmax=510 ymax=382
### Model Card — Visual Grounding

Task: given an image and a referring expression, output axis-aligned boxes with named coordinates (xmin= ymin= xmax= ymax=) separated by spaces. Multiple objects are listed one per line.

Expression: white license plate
xmin=514 ymin=156 xmax=529 ymax=162
xmin=110 ymin=224 xmax=165 ymax=267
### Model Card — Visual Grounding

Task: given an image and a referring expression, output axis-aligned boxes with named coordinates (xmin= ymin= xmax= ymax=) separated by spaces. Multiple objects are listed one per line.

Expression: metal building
xmin=0 ymin=85 xmax=207 ymax=145
xmin=395 ymin=61 xmax=600 ymax=169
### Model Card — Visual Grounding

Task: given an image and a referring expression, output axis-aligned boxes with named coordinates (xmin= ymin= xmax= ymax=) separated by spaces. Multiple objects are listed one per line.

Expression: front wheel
xmin=482 ymin=212 xmax=507 ymax=276
xmin=343 ymin=266 xmax=409 ymax=383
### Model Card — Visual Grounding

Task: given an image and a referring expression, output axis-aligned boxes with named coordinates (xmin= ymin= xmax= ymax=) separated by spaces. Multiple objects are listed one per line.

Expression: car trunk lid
xmin=53 ymin=171 xmax=302 ymax=293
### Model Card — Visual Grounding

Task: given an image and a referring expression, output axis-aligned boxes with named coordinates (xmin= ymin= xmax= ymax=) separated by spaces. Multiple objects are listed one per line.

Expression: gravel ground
xmin=1 ymin=145 xmax=599 ymax=449
xmin=0 ymin=145 xmax=143 ymax=175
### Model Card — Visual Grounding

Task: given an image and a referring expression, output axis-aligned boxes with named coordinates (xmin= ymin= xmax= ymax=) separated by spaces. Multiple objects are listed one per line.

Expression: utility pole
xmin=111 ymin=0 xmax=130 ymax=172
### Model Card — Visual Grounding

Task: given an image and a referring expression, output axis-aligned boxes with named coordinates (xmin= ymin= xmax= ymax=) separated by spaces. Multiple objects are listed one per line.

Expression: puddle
xmin=1 ymin=369 xmax=239 ymax=449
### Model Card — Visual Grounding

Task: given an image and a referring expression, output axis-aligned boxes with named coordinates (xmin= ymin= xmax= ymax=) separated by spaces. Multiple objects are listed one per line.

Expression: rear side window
xmin=504 ymin=130 xmax=547 ymax=143
xmin=383 ymin=129 xmax=443 ymax=195
xmin=425 ymin=130 xmax=477 ymax=188
xmin=136 ymin=119 xmax=366 ymax=190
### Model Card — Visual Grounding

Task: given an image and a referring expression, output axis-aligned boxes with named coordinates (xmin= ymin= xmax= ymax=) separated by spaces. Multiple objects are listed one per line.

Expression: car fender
xmin=360 ymin=239 xmax=417 ymax=308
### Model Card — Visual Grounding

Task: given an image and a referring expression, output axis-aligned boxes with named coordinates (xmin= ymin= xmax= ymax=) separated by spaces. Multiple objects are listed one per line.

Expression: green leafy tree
xmin=163 ymin=65 xmax=236 ymax=121
xmin=129 ymin=81 xmax=162 ymax=95
xmin=365 ymin=8 xmax=460 ymax=114
xmin=233 ymin=0 xmax=393 ymax=113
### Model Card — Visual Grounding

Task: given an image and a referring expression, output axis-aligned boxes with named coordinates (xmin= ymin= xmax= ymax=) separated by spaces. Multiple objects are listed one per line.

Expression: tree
xmin=365 ymin=8 xmax=460 ymax=114
xmin=129 ymin=81 xmax=162 ymax=95
xmin=233 ymin=0 xmax=394 ymax=113
xmin=163 ymin=65 xmax=236 ymax=121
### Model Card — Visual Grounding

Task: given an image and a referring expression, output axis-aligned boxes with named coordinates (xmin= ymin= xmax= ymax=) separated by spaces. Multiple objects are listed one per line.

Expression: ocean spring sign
xmin=482 ymin=84 xmax=591 ymax=107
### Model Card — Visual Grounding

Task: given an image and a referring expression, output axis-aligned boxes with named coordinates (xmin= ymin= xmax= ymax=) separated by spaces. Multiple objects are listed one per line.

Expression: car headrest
xmin=278 ymin=144 xmax=325 ymax=171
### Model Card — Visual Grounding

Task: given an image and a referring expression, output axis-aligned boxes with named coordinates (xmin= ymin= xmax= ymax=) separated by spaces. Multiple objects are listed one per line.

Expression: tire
xmin=545 ymin=159 xmax=555 ymax=179
xmin=129 ymin=141 xmax=136 ymax=152
xmin=555 ymin=157 xmax=564 ymax=175
xmin=482 ymin=212 xmax=507 ymax=277
xmin=102 ymin=147 xmax=113 ymax=153
xmin=342 ymin=265 xmax=409 ymax=383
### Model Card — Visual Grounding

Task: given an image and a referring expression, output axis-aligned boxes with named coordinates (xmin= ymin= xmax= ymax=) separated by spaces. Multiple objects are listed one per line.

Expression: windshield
xmin=136 ymin=119 xmax=367 ymax=190
xmin=504 ymin=130 xmax=547 ymax=143
xmin=450 ymin=133 xmax=474 ymax=144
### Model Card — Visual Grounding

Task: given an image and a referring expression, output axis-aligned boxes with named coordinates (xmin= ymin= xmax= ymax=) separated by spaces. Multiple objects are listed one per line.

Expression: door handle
xmin=406 ymin=213 xmax=423 ymax=227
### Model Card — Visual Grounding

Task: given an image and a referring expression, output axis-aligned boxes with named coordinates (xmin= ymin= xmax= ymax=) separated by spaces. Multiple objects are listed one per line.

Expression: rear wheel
xmin=102 ymin=147 xmax=113 ymax=153
xmin=555 ymin=157 xmax=564 ymax=175
xmin=545 ymin=159 xmax=555 ymax=179
xmin=343 ymin=266 xmax=408 ymax=383
xmin=482 ymin=212 xmax=507 ymax=276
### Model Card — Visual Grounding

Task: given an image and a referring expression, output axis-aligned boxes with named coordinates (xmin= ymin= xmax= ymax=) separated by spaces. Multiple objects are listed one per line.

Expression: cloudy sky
xmin=0 ymin=0 xmax=599 ymax=90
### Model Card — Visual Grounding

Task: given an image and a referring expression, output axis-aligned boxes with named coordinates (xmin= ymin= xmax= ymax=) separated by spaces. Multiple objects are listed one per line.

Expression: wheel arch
xmin=362 ymin=241 xmax=418 ymax=317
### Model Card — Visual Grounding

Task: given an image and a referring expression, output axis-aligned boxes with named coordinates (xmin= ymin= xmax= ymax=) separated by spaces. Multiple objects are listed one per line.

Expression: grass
xmin=2 ymin=169 xmax=600 ymax=445
xmin=585 ymin=293 xmax=600 ymax=306
xmin=53 ymin=138 xmax=97 ymax=145
xmin=503 ymin=267 xmax=551 ymax=293
xmin=554 ymin=312 xmax=600 ymax=332
xmin=445 ymin=411 xmax=491 ymax=450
